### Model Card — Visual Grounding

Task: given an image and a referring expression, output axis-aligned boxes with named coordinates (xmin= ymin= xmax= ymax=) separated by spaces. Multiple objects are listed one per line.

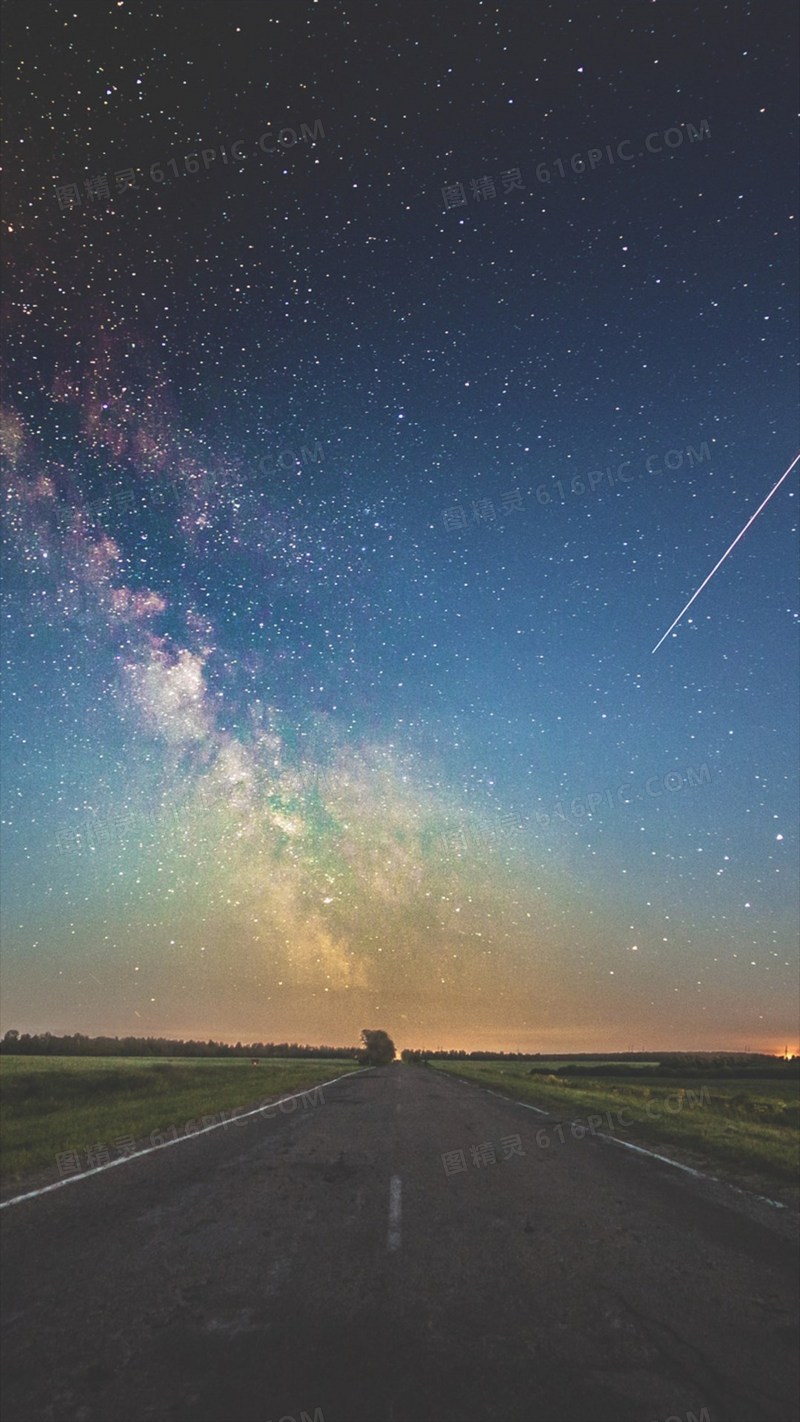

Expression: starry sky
xmin=2 ymin=1 xmax=798 ymax=1053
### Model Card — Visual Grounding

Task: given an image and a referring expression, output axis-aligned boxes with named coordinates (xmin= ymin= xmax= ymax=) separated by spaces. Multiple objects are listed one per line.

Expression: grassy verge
xmin=0 ymin=1056 xmax=359 ymax=1188
xmin=430 ymin=1060 xmax=800 ymax=1206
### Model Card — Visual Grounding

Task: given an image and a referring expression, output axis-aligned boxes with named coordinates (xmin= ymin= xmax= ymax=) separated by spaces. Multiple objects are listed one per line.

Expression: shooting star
xmin=651 ymin=452 xmax=800 ymax=654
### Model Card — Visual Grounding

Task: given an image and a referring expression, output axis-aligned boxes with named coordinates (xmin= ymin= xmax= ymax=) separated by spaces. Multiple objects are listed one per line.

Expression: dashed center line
xmin=387 ymin=1174 xmax=402 ymax=1251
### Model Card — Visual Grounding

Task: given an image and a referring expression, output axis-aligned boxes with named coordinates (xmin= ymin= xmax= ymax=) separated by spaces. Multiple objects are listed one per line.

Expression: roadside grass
xmin=0 ymin=1056 xmax=360 ymax=1188
xmin=430 ymin=1060 xmax=800 ymax=1205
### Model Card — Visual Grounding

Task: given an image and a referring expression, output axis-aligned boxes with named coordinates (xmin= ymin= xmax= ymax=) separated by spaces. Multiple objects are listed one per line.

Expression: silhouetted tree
xmin=357 ymin=1029 xmax=396 ymax=1066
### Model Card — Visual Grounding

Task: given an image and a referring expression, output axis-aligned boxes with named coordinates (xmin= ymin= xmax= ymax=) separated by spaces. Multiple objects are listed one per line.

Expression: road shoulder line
xmin=437 ymin=1070 xmax=792 ymax=1215
xmin=0 ymin=1067 xmax=373 ymax=1211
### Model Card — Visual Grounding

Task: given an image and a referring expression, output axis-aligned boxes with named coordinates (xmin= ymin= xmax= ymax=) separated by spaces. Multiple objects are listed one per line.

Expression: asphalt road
xmin=1 ymin=1062 xmax=798 ymax=1422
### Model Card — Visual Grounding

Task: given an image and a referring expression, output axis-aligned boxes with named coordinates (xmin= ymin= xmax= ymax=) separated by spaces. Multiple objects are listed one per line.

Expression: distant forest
xmin=0 ymin=1033 xmax=795 ymax=1074
xmin=0 ymin=1030 xmax=357 ymax=1059
xmin=402 ymin=1049 xmax=785 ymax=1061
xmin=400 ymin=1048 xmax=797 ymax=1077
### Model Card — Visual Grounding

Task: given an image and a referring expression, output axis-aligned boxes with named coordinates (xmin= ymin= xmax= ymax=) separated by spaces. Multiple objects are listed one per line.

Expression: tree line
xmin=0 ymin=1030 xmax=357 ymax=1059
xmin=402 ymin=1049 xmax=784 ymax=1062
xmin=400 ymin=1048 xmax=795 ymax=1075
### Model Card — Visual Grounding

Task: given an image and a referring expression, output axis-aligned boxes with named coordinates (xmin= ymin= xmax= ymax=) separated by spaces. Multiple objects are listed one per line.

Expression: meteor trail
xmin=651 ymin=452 xmax=800 ymax=654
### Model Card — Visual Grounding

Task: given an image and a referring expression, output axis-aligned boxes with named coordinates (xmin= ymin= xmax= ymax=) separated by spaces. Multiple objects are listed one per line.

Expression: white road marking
xmin=594 ymin=1131 xmax=788 ymax=1209
xmin=387 ymin=1174 xmax=402 ymax=1252
xmin=442 ymin=1072 xmax=789 ymax=1212
xmin=0 ymin=1067 xmax=373 ymax=1211
xmin=485 ymin=1088 xmax=548 ymax=1115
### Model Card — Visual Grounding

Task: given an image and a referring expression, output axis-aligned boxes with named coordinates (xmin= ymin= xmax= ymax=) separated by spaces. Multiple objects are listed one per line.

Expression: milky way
xmin=2 ymin=2 xmax=798 ymax=1051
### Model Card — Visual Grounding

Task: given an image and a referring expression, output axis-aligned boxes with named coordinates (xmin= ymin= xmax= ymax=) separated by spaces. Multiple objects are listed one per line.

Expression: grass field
xmin=0 ymin=1056 xmax=360 ymax=1188
xmin=430 ymin=1060 xmax=800 ymax=1205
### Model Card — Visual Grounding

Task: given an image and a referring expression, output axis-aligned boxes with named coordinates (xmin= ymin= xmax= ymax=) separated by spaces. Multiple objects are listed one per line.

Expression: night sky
xmin=2 ymin=1 xmax=798 ymax=1053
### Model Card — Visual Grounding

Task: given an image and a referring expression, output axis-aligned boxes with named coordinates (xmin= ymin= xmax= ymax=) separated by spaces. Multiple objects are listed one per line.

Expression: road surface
xmin=1 ymin=1062 xmax=798 ymax=1422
